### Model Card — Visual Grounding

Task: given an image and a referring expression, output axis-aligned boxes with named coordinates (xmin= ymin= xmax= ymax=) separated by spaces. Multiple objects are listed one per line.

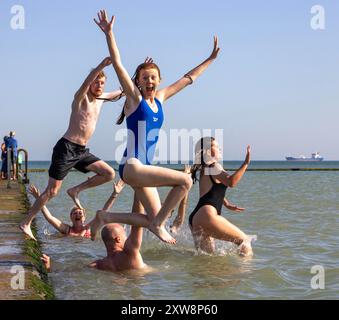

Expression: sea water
xmin=24 ymin=161 xmax=339 ymax=300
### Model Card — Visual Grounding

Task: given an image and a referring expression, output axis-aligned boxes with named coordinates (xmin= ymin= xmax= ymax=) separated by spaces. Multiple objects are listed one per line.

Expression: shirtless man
xmin=89 ymin=193 xmax=146 ymax=273
xmin=89 ymin=223 xmax=145 ymax=272
xmin=20 ymin=57 xmax=121 ymax=241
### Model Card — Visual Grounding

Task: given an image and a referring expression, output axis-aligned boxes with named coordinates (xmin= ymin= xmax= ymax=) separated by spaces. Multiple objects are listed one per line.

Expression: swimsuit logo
xmin=153 ymin=117 xmax=158 ymax=122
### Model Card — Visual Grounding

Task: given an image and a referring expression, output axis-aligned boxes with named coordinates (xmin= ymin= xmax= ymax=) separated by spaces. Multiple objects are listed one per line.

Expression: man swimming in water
xmin=89 ymin=197 xmax=146 ymax=272
xmin=89 ymin=222 xmax=146 ymax=272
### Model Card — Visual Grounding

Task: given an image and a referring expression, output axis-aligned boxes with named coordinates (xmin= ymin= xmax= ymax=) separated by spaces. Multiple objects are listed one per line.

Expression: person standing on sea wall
xmin=5 ymin=131 xmax=18 ymax=180
xmin=1 ymin=136 xmax=8 ymax=180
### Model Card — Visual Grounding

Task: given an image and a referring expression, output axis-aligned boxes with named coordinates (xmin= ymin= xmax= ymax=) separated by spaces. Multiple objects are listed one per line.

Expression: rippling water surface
xmin=26 ymin=162 xmax=339 ymax=300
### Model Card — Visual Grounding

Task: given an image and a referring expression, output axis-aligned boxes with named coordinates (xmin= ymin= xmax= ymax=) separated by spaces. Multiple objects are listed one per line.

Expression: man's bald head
xmin=101 ymin=223 xmax=126 ymax=245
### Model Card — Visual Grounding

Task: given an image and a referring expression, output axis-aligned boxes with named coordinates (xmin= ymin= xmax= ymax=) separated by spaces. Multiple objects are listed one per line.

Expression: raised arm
xmin=124 ymin=198 xmax=145 ymax=253
xmin=74 ymin=57 xmax=112 ymax=102
xmin=170 ymin=193 xmax=188 ymax=234
xmin=170 ymin=165 xmax=190 ymax=234
xmin=215 ymin=145 xmax=251 ymax=188
xmin=157 ymin=36 xmax=220 ymax=102
xmin=99 ymin=89 xmax=125 ymax=102
xmin=28 ymin=185 xmax=70 ymax=234
xmin=94 ymin=10 xmax=140 ymax=105
xmin=102 ymin=179 xmax=125 ymax=211
xmin=99 ymin=57 xmax=153 ymax=102
xmin=40 ymin=254 xmax=51 ymax=272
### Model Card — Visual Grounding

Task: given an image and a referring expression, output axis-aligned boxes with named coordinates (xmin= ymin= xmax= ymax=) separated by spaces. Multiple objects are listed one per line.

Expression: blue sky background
xmin=1 ymin=0 xmax=339 ymax=160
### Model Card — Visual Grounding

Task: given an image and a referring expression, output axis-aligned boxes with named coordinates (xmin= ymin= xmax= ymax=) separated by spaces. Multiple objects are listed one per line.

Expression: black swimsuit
xmin=189 ymin=172 xmax=227 ymax=227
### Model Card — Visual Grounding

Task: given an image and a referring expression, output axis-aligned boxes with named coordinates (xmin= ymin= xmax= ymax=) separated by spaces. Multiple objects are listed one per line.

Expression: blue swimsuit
xmin=118 ymin=97 xmax=164 ymax=180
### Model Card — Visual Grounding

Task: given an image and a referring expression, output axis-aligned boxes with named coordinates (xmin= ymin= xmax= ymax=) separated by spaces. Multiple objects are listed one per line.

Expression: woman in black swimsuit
xmin=189 ymin=137 xmax=255 ymax=256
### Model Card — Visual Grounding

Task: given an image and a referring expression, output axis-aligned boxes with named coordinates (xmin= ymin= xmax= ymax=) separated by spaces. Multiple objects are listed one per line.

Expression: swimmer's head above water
xmin=70 ymin=207 xmax=86 ymax=225
xmin=101 ymin=223 xmax=127 ymax=251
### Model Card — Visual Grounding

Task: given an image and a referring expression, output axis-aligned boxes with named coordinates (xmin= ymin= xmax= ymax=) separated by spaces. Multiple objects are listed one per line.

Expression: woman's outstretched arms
xmin=215 ymin=145 xmax=251 ymax=188
xmin=157 ymin=36 xmax=220 ymax=102
xmin=94 ymin=10 xmax=140 ymax=105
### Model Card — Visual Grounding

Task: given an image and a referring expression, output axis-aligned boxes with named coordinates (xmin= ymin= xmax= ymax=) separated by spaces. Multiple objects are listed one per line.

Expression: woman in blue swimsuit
xmin=91 ymin=10 xmax=220 ymax=244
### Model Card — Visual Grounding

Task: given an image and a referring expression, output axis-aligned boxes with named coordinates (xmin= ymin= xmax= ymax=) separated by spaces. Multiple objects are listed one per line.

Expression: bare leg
xmin=91 ymin=187 xmax=161 ymax=241
xmin=67 ymin=160 xmax=115 ymax=208
xmin=123 ymin=161 xmax=192 ymax=243
xmin=193 ymin=209 xmax=253 ymax=256
xmin=12 ymin=163 xmax=17 ymax=180
xmin=133 ymin=186 xmax=178 ymax=244
xmin=20 ymin=178 xmax=62 ymax=241
xmin=200 ymin=236 xmax=216 ymax=254
xmin=131 ymin=192 xmax=145 ymax=214
xmin=90 ymin=190 xmax=146 ymax=240
xmin=190 ymin=226 xmax=215 ymax=254
xmin=91 ymin=210 xmax=152 ymax=240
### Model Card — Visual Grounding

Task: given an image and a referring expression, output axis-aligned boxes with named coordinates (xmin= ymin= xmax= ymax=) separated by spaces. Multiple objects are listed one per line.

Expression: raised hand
xmin=28 ymin=184 xmax=40 ymax=199
xmin=101 ymin=57 xmax=112 ymax=67
xmin=40 ymin=254 xmax=51 ymax=272
xmin=113 ymin=179 xmax=125 ymax=195
xmin=208 ymin=36 xmax=220 ymax=60
xmin=94 ymin=10 xmax=115 ymax=34
xmin=245 ymin=145 xmax=251 ymax=165
xmin=184 ymin=164 xmax=191 ymax=174
xmin=144 ymin=57 xmax=154 ymax=64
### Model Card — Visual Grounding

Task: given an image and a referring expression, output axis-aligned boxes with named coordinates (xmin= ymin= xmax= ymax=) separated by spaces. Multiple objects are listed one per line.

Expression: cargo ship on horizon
xmin=285 ymin=152 xmax=324 ymax=161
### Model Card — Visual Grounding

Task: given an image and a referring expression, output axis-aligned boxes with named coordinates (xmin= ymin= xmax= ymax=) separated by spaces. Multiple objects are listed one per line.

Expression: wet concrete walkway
xmin=0 ymin=179 xmax=53 ymax=299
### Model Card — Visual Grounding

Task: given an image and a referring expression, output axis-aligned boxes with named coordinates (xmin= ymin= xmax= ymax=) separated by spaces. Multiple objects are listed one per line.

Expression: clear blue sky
xmin=1 ymin=0 xmax=339 ymax=160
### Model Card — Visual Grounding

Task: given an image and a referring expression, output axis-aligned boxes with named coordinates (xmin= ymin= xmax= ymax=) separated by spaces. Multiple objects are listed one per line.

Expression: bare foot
xmin=149 ymin=223 xmax=176 ymax=244
xmin=19 ymin=223 xmax=37 ymax=241
xmin=67 ymin=187 xmax=83 ymax=209
xmin=90 ymin=211 xmax=105 ymax=241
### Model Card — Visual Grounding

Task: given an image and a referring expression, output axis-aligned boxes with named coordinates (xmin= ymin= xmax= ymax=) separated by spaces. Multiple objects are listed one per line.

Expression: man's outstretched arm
xmin=100 ymin=89 xmax=125 ymax=102
xmin=74 ymin=57 xmax=112 ymax=102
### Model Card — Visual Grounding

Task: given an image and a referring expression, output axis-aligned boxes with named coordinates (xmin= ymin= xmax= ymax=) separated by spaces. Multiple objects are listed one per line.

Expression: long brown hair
xmin=191 ymin=137 xmax=216 ymax=183
xmin=116 ymin=62 xmax=161 ymax=125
